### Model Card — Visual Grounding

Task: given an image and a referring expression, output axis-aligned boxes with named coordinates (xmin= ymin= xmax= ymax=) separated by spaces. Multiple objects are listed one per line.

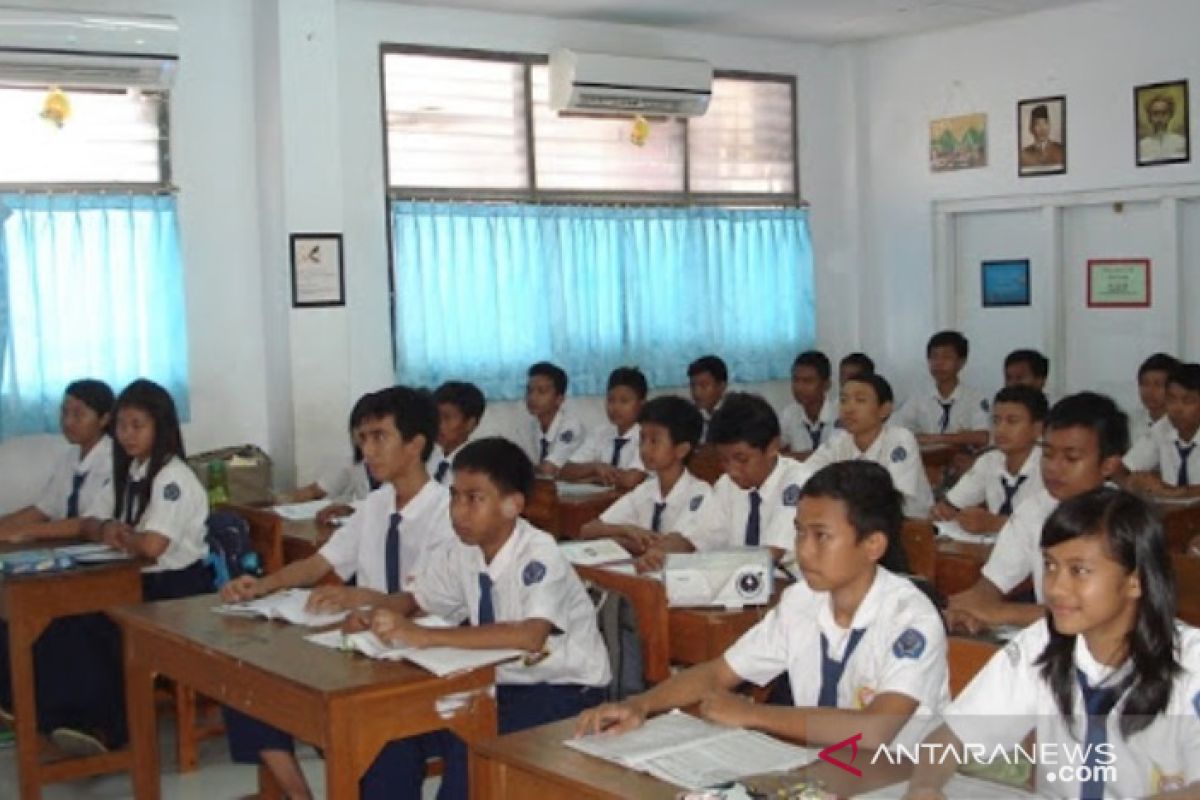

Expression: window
xmin=0 ymin=82 xmax=185 ymax=438
xmin=382 ymin=49 xmax=811 ymax=399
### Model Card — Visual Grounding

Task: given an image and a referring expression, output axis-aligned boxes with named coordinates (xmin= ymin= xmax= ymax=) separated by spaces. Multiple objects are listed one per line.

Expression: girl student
xmin=905 ymin=487 xmax=1200 ymax=800
xmin=0 ymin=379 xmax=115 ymax=542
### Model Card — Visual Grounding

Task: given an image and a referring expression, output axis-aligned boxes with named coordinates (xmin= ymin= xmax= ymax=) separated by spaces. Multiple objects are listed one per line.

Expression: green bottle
xmin=207 ymin=459 xmax=230 ymax=508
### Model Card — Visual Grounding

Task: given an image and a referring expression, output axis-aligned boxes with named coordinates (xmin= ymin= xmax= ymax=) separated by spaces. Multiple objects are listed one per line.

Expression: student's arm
xmin=220 ymin=553 xmax=335 ymax=602
xmin=557 ymin=460 xmax=609 ymax=484
xmin=0 ymin=505 xmax=50 ymax=534
xmin=278 ymin=482 xmax=328 ymax=504
xmin=576 ymin=657 xmax=742 ymax=735
xmin=0 ymin=514 xmax=83 ymax=542
xmin=916 ymin=430 xmax=989 ymax=449
xmin=578 ymin=519 xmax=657 ymax=556
xmin=954 ymin=506 xmax=1007 ymax=534
xmin=375 ymin=613 xmax=553 ymax=653
xmin=635 ymin=532 xmax=695 ymax=571
xmin=902 ymin=724 xmax=964 ymax=800
xmin=945 ymin=577 xmax=1042 ymax=631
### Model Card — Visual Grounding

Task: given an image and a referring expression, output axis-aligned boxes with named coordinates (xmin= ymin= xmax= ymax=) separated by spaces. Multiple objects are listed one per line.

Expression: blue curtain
xmin=391 ymin=202 xmax=814 ymax=398
xmin=0 ymin=193 xmax=189 ymax=438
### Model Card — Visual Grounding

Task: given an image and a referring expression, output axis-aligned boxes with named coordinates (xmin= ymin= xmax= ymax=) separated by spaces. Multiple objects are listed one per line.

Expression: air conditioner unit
xmin=0 ymin=7 xmax=178 ymax=90
xmin=549 ymin=48 xmax=712 ymax=117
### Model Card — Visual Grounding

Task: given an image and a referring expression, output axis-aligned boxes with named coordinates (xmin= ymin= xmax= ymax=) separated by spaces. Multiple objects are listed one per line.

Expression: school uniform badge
xmin=559 ymin=430 xmax=574 ymax=443
xmin=163 ymin=482 xmax=181 ymax=501
xmin=892 ymin=628 xmax=926 ymax=659
xmin=890 ymin=446 xmax=907 ymax=463
xmin=689 ymin=495 xmax=704 ymax=512
xmin=782 ymin=483 xmax=801 ymax=507
xmin=522 ymin=560 xmax=547 ymax=586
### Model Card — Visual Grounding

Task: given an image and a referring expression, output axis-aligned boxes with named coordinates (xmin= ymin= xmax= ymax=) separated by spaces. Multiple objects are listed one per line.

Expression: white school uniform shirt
xmin=724 ymin=566 xmax=949 ymax=746
xmin=779 ymin=396 xmax=839 ymax=452
xmin=567 ymin=422 xmax=644 ymax=471
xmin=316 ymin=461 xmax=375 ymax=503
xmin=526 ymin=408 xmax=586 ymax=467
xmin=426 ymin=443 xmax=468 ymax=487
xmin=412 ymin=518 xmax=611 ymax=687
xmin=319 ymin=479 xmax=453 ymax=593
xmin=678 ymin=455 xmax=814 ymax=551
xmin=945 ymin=447 xmax=1044 ymax=514
xmin=35 ymin=435 xmax=114 ymax=520
xmin=1128 ymin=406 xmax=1158 ymax=438
xmin=599 ymin=469 xmax=712 ymax=533
xmin=979 ymin=487 xmax=1059 ymax=602
xmin=805 ymin=425 xmax=934 ymax=519
xmin=893 ymin=381 xmax=991 ymax=435
xmin=85 ymin=455 xmax=208 ymax=573
xmin=946 ymin=619 xmax=1200 ymax=799
xmin=1123 ymin=417 xmax=1200 ymax=487
xmin=698 ymin=395 xmax=726 ymax=444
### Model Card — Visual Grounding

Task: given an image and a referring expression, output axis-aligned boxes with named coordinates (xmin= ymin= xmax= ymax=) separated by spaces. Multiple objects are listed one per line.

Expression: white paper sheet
xmin=559 ymin=538 xmax=632 ymax=566
xmin=935 ymin=520 xmax=997 ymax=545
xmin=271 ymin=500 xmax=332 ymax=521
xmin=213 ymin=589 xmax=349 ymax=627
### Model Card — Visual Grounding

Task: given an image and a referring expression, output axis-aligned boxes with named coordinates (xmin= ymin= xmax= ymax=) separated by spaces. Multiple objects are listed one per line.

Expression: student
xmin=780 ymin=350 xmax=839 ymax=454
xmin=905 ymin=488 xmax=1200 ymax=800
xmin=578 ymin=461 xmax=949 ymax=751
xmin=278 ymin=391 xmax=377 ymax=523
xmin=1003 ymin=348 xmax=1050 ymax=392
xmin=524 ymin=361 xmax=585 ymax=478
xmin=366 ymin=437 xmax=609 ymax=800
xmin=1122 ymin=363 xmax=1200 ymax=500
xmin=893 ymin=330 xmax=990 ymax=449
xmin=0 ymin=379 xmax=114 ymax=542
xmin=932 ymin=385 xmax=1047 ymax=533
xmin=638 ymin=392 xmax=814 ymax=569
xmin=838 ymin=352 xmax=875 ymax=386
xmin=219 ymin=386 xmax=453 ymax=799
xmin=806 ymin=373 xmax=933 ymax=519
xmin=427 ymin=380 xmax=485 ymax=487
xmin=559 ymin=366 xmax=648 ymax=489
xmin=1131 ymin=352 xmax=1179 ymax=436
xmin=688 ymin=354 xmax=728 ymax=443
xmin=945 ymin=392 xmax=1128 ymax=634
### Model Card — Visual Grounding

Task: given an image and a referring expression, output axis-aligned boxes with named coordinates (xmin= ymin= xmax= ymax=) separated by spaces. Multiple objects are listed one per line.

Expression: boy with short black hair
xmin=1131 ymin=352 xmax=1180 ymax=435
xmin=838 ymin=352 xmax=875 ymax=386
xmin=1122 ymin=362 xmax=1200 ymax=499
xmin=428 ymin=380 xmax=486 ymax=486
xmin=780 ymin=350 xmax=838 ymax=454
xmin=688 ymin=354 xmax=728 ymax=443
xmin=638 ymin=392 xmax=813 ymax=569
xmin=893 ymin=330 xmax=990 ymax=448
xmin=524 ymin=361 xmax=585 ymax=477
xmin=368 ymin=437 xmax=610 ymax=799
xmin=946 ymin=392 xmax=1128 ymax=633
xmin=1002 ymin=349 xmax=1050 ymax=392
xmin=933 ymin=385 xmax=1047 ymax=533
xmin=578 ymin=461 xmax=949 ymax=751
xmin=559 ymin=366 xmax=648 ymax=490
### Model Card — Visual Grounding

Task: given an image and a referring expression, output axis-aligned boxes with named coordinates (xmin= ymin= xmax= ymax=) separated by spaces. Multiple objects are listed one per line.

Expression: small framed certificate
xmin=290 ymin=233 xmax=345 ymax=308
xmin=981 ymin=259 xmax=1031 ymax=307
xmin=1086 ymin=259 xmax=1151 ymax=308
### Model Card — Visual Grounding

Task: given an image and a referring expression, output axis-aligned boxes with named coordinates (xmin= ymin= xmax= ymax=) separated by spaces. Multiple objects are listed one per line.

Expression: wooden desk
xmin=0 ymin=547 xmax=143 ymax=799
xmin=1163 ymin=502 xmax=1200 ymax=554
xmin=523 ymin=480 xmax=621 ymax=540
xmin=934 ymin=538 xmax=992 ymax=596
xmin=1175 ymin=553 xmax=1200 ymax=627
xmin=111 ymin=594 xmax=499 ymax=799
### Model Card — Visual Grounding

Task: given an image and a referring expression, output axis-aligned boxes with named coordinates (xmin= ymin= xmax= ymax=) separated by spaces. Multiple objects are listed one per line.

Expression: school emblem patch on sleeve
xmin=163 ymin=482 xmax=181 ymax=501
xmin=782 ymin=483 xmax=801 ymax=506
xmin=559 ymin=430 xmax=574 ymax=443
xmin=890 ymin=446 xmax=907 ymax=463
xmin=522 ymin=560 xmax=547 ymax=586
xmin=892 ymin=628 xmax=926 ymax=659
xmin=689 ymin=494 xmax=704 ymax=512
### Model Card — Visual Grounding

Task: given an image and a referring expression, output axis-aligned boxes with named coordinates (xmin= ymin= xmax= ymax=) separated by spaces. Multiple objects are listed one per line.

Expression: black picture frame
xmin=290 ymin=232 xmax=346 ymax=308
xmin=1135 ymin=79 xmax=1190 ymax=167
xmin=1017 ymin=95 xmax=1067 ymax=177
xmin=981 ymin=259 xmax=1031 ymax=307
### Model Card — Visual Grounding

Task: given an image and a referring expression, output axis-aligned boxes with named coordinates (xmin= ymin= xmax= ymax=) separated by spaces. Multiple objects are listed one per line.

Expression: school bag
xmin=204 ymin=510 xmax=264 ymax=589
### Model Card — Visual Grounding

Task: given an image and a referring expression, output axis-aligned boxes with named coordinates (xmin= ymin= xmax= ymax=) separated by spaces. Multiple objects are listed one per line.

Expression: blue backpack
xmin=205 ymin=510 xmax=263 ymax=588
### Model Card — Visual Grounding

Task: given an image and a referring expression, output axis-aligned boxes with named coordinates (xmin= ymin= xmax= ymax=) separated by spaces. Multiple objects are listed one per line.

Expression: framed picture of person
xmin=1135 ymin=80 xmax=1189 ymax=167
xmin=1017 ymin=95 xmax=1066 ymax=177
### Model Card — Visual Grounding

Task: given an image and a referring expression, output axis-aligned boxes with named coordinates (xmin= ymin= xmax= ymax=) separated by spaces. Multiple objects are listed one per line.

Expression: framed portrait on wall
xmin=1135 ymin=80 xmax=1189 ymax=167
xmin=1017 ymin=95 xmax=1066 ymax=177
xmin=290 ymin=233 xmax=346 ymax=308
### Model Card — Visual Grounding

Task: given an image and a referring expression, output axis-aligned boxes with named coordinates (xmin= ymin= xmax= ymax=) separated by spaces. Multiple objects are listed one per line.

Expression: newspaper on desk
xmin=934 ymin=520 xmax=998 ymax=545
xmin=212 ymin=588 xmax=349 ymax=627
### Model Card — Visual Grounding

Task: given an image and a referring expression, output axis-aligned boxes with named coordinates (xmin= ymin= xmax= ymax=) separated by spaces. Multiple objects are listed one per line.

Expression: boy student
xmin=524 ymin=361 xmax=585 ymax=477
xmin=427 ymin=381 xmax=485 ymax=486
xmin=559 ymin=366 xmax=648 ymax=490
xmin=1002 ymin=348 xmax=1049 ymax=392
xmin=366 ymin=437 xmax=609 ymax=799
xmin=219 ymin=386 xmax=454 ymax=799
xmin=945 ymin=392 xmax=1128 ymax=634
xmin=806 ymin=373 xmax=934 ymax=519
xmin=932 ymin=385 xmax=1047 ymax=533
xmin=1131 ymin=352 xmax=1179 ymax=435
xmin=1121 ymin=362 xmax=1200 ymax=499
xmin=893 ymin=330 xmax=990 ymax=449
xmin=780 ymin=350 xmax=839 ymax=454
xmin=637 ymin=392 xmax=814 ymax=570
xmin=838 ymin=352 xmax=875 ymax=386
xmin=578 ymin=461 xmax=949 ymax=751
xmin=688 ymin=354 xmax=728 ymax=443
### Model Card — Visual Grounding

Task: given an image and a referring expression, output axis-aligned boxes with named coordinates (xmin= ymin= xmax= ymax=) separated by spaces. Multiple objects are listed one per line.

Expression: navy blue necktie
xmin=804 ymin=422 xmax=825 ymax=450
xmin=368 ymin=473 xmax=381 ymax=491
xmin=610 ymin=438 xmax=629 ymax=467
xmin=998 ymin=475 xmax=1028 ymax=515
xmin=650 ymin=501 xmax=667 ymax=533
xmin=539 ymin=438 xmax=550 ymax=462
xmin=818 ymin=628 xmax=867 ymax=707
xmin=384 ymin=512 xmax=402 ymax=593
xmin=434 ymin=460 xmax=450 ymax=483
xmin=745 ymin=490 xmax=762 ymax=546
xmin=123 ymin=479 xmax=146 ymax=525
xmin=1076 ymin=669 xmax=1129 ymax=800
xmin=938 ymin=401 xmax=954 ymax=434
xmin=477 ymin=573 xmax=496 ymax=625
xmin=66 ymin=472 xmax=87 ymax=519
xmin=1177 ymin=442 xmax=1195 ymax=486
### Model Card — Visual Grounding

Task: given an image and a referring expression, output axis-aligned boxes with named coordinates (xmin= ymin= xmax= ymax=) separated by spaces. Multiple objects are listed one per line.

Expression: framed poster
xmin=290 ymin=233 xmax=345 ymax=308
xmin=1086 ymin=259 xmax=1150 ymax=308
xmin=930 ymin=113 xmax=987 ymax=172
xmin=981 ymin=259 xmax=1031 ymax=307
xmin=1017 ymin=95 xmax=1066 ymax=177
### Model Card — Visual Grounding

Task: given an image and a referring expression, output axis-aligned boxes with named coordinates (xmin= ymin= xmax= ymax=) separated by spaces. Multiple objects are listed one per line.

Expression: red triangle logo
xmin=817 ymin=732 xmax=863 ymax=777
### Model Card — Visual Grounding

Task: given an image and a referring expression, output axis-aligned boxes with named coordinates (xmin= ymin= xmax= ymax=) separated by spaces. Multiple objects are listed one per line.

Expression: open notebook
xmin=306 ymin=617 xmax=523 ymax=678
xmin=212 ymin=588 xmax=350 ymax=628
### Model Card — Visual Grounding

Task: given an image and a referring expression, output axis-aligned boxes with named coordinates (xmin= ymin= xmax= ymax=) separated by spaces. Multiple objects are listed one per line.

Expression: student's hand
xmin=635 ymin=547 xmax=667 ymax=573
xmin=575 ymin=700 xmax=647 ymax=737
xmin=220 ymin=575 xmax=267 ymax=603
xmin=102 ymin=520 xmax=135 ymax=552
xmin=315 ymin=503 xmax=354 ymax=527
xmin=1124 ymin=471 xmax=1170 ymax=495
xmin=341 ymin=608 xmax=372 ymax=634
xmin=613 ymin=469 xmax=647 ymax=491
xmin=615 ymin=529 xmax=656 ymax=557
xmin=957 ymin=507 xmax=1003 ymax=534
xmin=943 ymin=607 xmax=988 ymax=635
xmin=370 ymin=609 xmax=427 ymax=648
xmin=306 ymin=585 xmax=364 ymax=614
xmin=697 ymin=689 xmax=754 ymax=728
xmin=931 ymin=501 xmax=958 ymax=522
xmin=593 ymin=464 xmax=620 ymax=487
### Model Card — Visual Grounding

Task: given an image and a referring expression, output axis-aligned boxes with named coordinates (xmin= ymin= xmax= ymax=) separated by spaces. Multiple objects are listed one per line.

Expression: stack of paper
xmin=566 ymin=711 xmax=813 ymax=790
xmin=559 ymin=538 xmax=631 ymax=566
xmin=54 ymin=543 xmax=131 ymax=563
xmin=213 ymin=589 xmax=349 ymax=627
xmin=306 ymin=618 xmax=522 ymax=677
xmin=934 ymin=520 xmax=997 ymax=545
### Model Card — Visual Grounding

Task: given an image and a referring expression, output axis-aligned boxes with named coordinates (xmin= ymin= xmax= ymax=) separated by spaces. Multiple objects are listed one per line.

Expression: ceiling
xmin=391 ymin=0 xmax=1098 ymax=43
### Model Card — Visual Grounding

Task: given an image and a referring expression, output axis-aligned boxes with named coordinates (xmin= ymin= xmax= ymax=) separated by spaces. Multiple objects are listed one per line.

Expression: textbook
xmin=566 ymin=710 xmax=813 ymax=790
xmin=559 ymin=538 xmax=631 ymax=566
xmin=555 ymin=481 xmax=615 ymax=498
xmin=213 ymin=588 xmax=349 ymax=627
xmin=0 ymin=548 xmax=76 ymax=576
xmin=271 ymin=500 xmax=332 ymax=521
xmin=934 ymin=519 xmax=997 ymax=545
xmin=305 ymin=618 xmax=523 ymax=677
